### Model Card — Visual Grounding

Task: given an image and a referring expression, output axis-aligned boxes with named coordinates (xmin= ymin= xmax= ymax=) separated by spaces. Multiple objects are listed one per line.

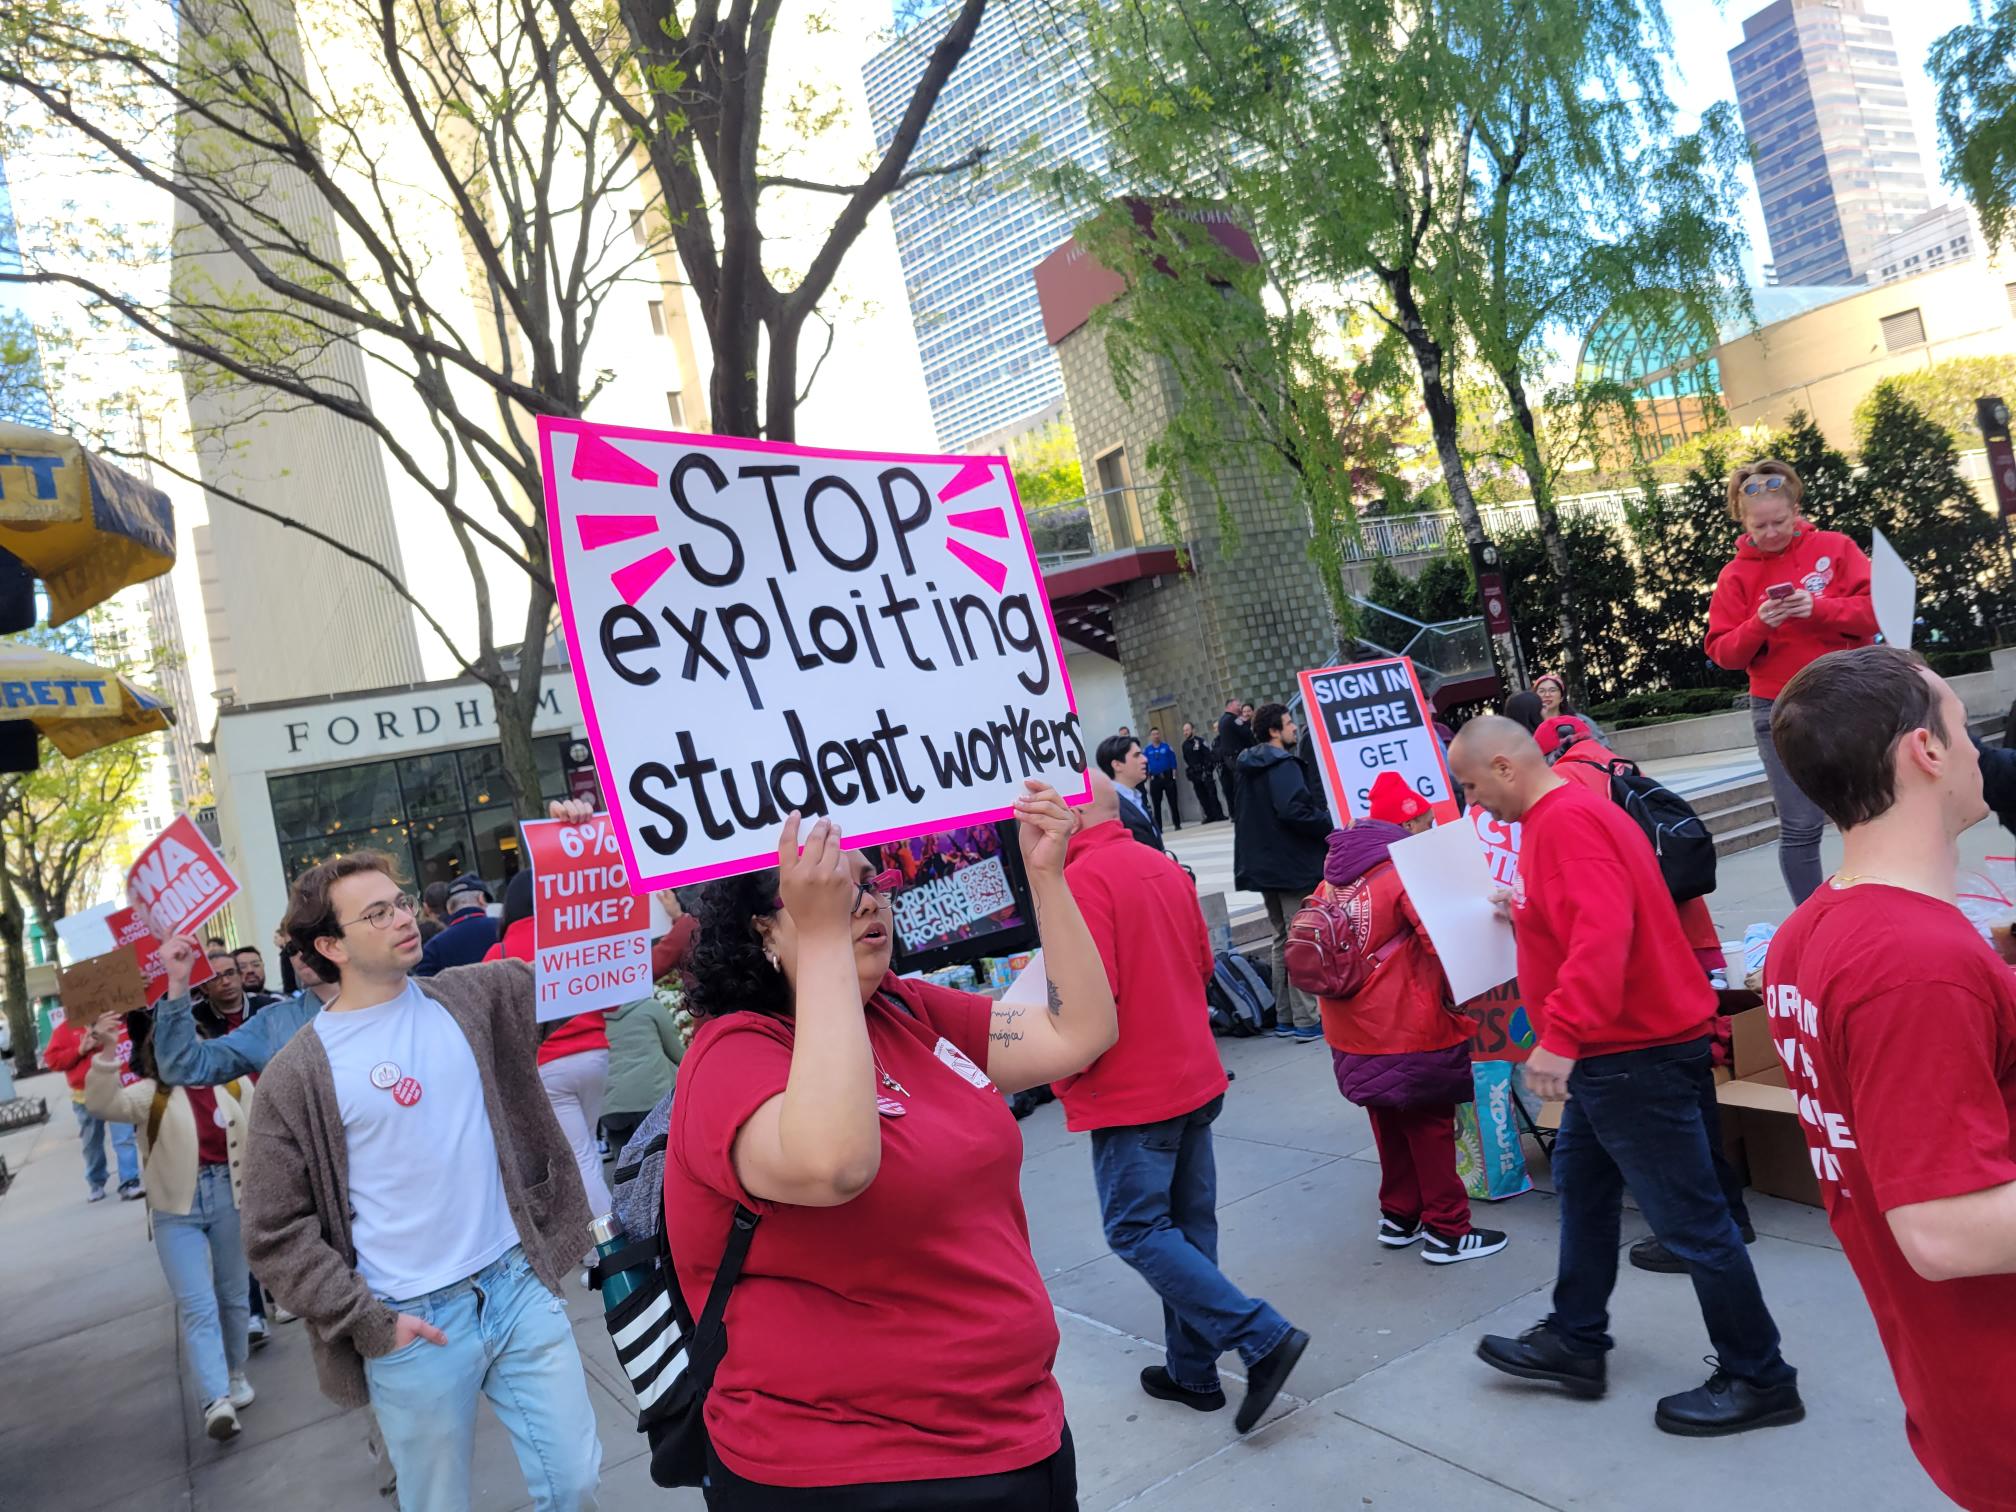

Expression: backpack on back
xmin=1599 ymin=755 xmax=1717 ymax=902
xmin=1205 ymin=951 xmax=1274 ymax=1036
xmin=1285 ymin=878 xmax=1405 ymax=999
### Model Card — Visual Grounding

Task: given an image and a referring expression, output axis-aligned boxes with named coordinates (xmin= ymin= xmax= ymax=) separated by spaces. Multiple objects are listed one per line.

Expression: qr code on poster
xmin=957 ymin=856 xmax=1012 ymax=918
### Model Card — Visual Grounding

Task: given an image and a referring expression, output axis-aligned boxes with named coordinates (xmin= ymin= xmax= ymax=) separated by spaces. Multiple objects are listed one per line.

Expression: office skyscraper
xmin=864 ymin=3 xmax=1106 ymax=450
xmin=1728 ymin=0 xmax=1933 ymax=286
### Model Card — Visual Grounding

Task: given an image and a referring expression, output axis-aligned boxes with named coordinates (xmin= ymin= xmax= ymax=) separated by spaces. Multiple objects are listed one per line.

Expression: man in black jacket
xmin=1234 ymin=704 xmax=1331 ymax=1041
xmin=1979 ymin=734 xmax=2016 ymax=838
xmin=1097 ymin=734 xmax=1166 ymax=851
xmin=1180 ymin=721 xmax=1226 ymax=822
xmin=1214 ymin=698 xmax=1253 ymax=815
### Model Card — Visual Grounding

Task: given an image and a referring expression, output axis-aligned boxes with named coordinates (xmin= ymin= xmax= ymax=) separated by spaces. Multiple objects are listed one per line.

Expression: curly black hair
xmin=686 ymin=867 xmax=793 ymax=1021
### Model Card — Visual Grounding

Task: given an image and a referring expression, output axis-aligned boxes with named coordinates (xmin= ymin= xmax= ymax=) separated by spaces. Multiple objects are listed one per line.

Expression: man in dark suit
xmin=1096 ymin=734 xmax=1165 ymax=851
xmin=1180 ymin=720 xmax=1226 ymax=822
xmin=1214 ymin=698 xmax=1254 ymax=815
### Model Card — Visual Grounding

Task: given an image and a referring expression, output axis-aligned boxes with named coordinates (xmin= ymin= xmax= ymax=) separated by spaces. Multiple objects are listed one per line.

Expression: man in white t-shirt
xmin=224 ymin=802 xmax=601 ymax=1511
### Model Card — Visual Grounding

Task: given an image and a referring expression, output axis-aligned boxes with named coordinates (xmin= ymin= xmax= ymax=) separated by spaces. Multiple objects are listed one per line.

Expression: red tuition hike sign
xmin=126 ymin=816 xmax=239 ymax=942
xmin=520 ymin=814 xmax=651 ymax=1022
xmin=537 ymin=419 xmax=1087 ymax=892
xmin=109 ymin=906 xmax=215 ymax=1005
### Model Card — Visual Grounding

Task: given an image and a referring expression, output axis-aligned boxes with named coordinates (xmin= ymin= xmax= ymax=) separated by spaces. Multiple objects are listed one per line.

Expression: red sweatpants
xmin=1367 ymin=1103 xmax=1471 ymax=1237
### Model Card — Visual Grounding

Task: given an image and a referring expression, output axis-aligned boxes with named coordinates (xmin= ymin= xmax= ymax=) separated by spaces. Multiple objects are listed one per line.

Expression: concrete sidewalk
xmin=1 ymin=826 xmax=1981 ymax=1511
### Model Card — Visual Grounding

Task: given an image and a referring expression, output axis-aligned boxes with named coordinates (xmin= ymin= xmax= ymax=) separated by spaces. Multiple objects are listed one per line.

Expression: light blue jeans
xmin=73 ymin=1102 xmax=140 ymax=1192
xmin=152 ymin=1164 xmax=251 ymax=1404
xmin=364 ymin=1245 xmax=601 ymax=1512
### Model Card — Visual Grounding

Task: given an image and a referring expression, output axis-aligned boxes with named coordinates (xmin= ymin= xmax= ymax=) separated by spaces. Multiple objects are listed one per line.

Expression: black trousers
xmin=1148 ymin=773 xmax=1181 ymax=830
xmin=704 ymin=1424 xmax=1076 ymax=1511
xmin=1218 ymin=764 xmax=1237 ymax=817
xmin=1188 ymin=774 xmax=1225 ymax=822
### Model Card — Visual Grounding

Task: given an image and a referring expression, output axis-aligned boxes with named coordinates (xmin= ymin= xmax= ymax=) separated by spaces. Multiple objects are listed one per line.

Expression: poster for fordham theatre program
xmin=539 ymin=420 xmax=1088 ymax=890
xmin=1298 ymin=657 xmax=1458 ymax=826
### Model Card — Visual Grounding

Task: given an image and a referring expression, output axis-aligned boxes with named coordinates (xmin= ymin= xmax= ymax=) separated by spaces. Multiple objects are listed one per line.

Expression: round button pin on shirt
xmin=369 ymin=1062 xmax=400 ymax=1090
xmin=392 ymin=1077 xmax=423 ymax=1108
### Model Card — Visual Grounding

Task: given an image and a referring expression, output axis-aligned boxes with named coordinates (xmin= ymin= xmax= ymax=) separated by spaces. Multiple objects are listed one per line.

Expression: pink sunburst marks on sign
xmin=566 ymin=435 xmax=678 ymax=605
xmin=938 ymin=461 xmax=1010 ymax=593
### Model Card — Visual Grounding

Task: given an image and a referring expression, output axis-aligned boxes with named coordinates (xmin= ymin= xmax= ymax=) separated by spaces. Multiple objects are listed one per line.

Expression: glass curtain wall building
xmin=864 ymin=3 xmax=1108 ymax=449
xmin=1728 ymin=0 xmax=1932 ymax=286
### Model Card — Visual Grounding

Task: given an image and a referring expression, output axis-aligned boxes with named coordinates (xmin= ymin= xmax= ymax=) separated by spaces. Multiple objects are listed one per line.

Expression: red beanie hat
xmin=1367 ymin=770 xmax=1430 ymax=825
xmin=1535 ymin=714 xmax=1595 ymax=759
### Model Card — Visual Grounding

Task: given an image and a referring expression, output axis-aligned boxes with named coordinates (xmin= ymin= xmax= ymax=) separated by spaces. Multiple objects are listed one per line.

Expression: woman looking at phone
xmin=1705 ymin=458 xmax=1877 ymax=904
xmin=665 ymin=780 xmax=1117 ymax=1510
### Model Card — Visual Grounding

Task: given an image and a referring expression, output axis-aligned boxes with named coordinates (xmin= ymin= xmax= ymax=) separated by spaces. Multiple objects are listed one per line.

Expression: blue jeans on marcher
xmin=1090 ymin=1094 xmax=1293 ymax=1393
xmin=152 ymin=1164 xmax=251 ymax=1405
xmin=363 ymin=1245 xmax=601 ymax=1512
xmin=73 ymin=1102 xmax=139 ymax=1192
xmin=1548 ymin=1037 xmax=1794 ymax=1387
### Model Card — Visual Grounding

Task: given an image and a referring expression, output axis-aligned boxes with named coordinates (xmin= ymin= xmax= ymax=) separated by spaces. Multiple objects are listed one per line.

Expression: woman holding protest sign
xmin=84 ymin=1010 xmax=258 ymax=1443
xmin=1705 ymin=458 xmax=1877 ymax=904
xmin=665 ymin=779 xmax=1116 ymax=1509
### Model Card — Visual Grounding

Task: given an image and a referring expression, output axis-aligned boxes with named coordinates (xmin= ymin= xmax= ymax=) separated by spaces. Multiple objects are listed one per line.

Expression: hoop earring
xmin=763 ymin=947 xmax=780 ymax=972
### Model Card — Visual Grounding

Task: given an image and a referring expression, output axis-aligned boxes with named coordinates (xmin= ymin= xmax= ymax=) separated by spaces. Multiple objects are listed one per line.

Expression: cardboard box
xmin=1717 ymin=1064 xmax=1822 ymax=1207
xmin=1727 ymin=1004 xmax=1779 ymax=1080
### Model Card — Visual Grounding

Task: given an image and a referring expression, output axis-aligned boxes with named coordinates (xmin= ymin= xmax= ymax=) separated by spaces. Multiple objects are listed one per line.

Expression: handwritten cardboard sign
xmin=1299 ymin=657 xmax=1457 ymax=826
xmin=108 ymin=906 xmax=214 ymax=1005
xmin=521 ymin=814 xmax=652 ymax=1022
xmin=58 ymin=947 xmax=146 ymax=1024
xmin=539 ymin=420 xmax=1088 ymax=890
xmin=126 ymin=815 xmax=239 ymax=940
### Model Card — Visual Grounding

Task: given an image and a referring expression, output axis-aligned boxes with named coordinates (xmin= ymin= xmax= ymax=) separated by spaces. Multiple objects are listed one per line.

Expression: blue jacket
xmin=1143 ymin=741 xmax=1177 ymax=777
xmin=153 ymin=986 xmax=322 ymax=1084
xmin=415 ymin=907 xmax=498 ymax=978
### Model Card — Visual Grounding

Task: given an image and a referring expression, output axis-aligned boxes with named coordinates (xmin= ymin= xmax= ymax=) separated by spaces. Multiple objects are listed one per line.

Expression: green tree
xmin=1008 ymin=421 xmax=1087 ymax=510
xmin=1625 ymin=445 xmax=1748 ymax=694
xmin=1930 ymin=0 xmax=2016 ymax=250
xmin=1841 ymin=383 xmax=2009 ymax=650
xmin=1851 ymin=355 xmax=2016 ymax=450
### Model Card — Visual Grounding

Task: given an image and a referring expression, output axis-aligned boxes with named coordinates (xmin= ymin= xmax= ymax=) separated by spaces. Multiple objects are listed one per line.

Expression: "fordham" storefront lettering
xmin=283 ymin=686 xmax=565 ymax=754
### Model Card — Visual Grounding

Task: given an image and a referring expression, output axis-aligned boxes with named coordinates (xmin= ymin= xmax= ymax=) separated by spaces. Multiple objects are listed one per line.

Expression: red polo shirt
xmin=1055 ymin=820 xmax=1228 ymax=1131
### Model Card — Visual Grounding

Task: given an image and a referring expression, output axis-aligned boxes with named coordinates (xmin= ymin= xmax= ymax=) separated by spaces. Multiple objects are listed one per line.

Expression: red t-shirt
xmin=1510 ymin=783 xmax=1717 ymax=1059
xmin=184 ymin=1085 xmax=229 ymax=1166
xmin=1765 ymin=884 xmax=2016 ymax=1512
xmin=1055 ymin=820 xmax=1228 ymax=1131
xmin=664 ymin=974 xmax=1063 ymax=1488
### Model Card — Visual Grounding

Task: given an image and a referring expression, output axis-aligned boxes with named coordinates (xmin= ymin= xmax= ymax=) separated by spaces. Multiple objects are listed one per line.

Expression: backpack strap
xmin=145 ymin=1087 xmax=171 ymax=1150
xmin=690 ymin=1204 xmax=760 ymax=1388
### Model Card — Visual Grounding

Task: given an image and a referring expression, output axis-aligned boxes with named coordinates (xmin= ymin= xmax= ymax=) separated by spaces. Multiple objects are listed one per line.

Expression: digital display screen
xmin=872 ymin=822 xmax=1036 ymax=972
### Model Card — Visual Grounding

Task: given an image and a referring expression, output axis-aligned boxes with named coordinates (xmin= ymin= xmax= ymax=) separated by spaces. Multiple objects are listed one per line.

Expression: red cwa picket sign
xmin=109 ymin=906 xmax=215 ymax=1004
xmin=520 ymin=813 xmax=651 ymax=1022
xmin=127 ymin=815 xmax=239 ymax=941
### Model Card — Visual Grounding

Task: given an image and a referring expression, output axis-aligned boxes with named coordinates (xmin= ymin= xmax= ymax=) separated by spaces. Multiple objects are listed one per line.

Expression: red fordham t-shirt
xmin=664 ymin=974 xmax=1063 ymax=1488
xmin=1765 ymin=884 xmax=2016 ymax=1512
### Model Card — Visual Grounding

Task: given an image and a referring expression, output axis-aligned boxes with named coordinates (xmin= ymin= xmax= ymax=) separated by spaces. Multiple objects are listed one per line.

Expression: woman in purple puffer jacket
xmin=1315 ymin=772 xmax=1508 ymax=1267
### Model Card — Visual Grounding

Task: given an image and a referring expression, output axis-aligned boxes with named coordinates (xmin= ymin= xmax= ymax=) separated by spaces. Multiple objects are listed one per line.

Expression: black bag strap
xmin=611 ymin=1133 xmax=667 ymax=1189
xmin=586 ymin=1237 xmax=661 ymax=1291
xmin=690 ymin=1204 xmax=759 ymax=1387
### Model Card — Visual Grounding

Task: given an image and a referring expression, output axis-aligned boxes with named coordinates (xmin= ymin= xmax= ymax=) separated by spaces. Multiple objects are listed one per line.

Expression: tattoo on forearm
xmin=1046 ymin=979 xmax=1064 ymax=1019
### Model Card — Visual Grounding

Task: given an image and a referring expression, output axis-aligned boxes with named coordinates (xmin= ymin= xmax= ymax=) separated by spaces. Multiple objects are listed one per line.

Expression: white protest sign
xmin=1870 ymin=527 xmax=1916 ymax=650
xmin=521 ymin=814 xmax=652 ymax=1022
xmin=55 ymin=901 xmax=119 ymax=965
xmin=539 ymin=420 xmax=1089 ymax=890
xmin=1298 ymin=656 xmax=1457 ymax=825
xmin=1388 ymin=817 xmax=1518 ymax=1003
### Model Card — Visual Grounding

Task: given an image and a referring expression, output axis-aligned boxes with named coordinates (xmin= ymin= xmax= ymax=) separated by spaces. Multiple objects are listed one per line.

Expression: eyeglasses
xmin=337 ymin=894 xmax=419 ymax=932
xmin=771 ymin=869 xmax=902 ymax=916
xmin=1740 ymin=474 xmax=1790 ymax=497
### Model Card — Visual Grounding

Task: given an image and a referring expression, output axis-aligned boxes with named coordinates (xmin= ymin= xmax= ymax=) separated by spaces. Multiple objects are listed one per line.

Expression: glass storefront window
xmin=269 ymin=734 xmax=577 ymax=892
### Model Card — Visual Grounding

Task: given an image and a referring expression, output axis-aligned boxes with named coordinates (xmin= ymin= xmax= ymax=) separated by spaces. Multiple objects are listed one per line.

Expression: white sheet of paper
xmin=55 ymin=902 xmax=119 ymax=966
xmin=1388 ymin=819 xmax=1518 ymax=1003
xmin=1871 ymin=527 xmax=1916 ymax=650
xmin=999 ymin=949 xmax=1048 ymax=1006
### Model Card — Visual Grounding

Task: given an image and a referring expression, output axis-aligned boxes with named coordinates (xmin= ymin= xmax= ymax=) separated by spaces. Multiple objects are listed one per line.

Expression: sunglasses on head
xmin=1741 ymin=474 xmax=1790 ymax=496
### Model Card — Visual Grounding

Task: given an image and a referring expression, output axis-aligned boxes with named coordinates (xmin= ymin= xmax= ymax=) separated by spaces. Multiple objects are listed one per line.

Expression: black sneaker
xmin=1140 ymin=1365 xmax=1225 ymax=1413
xmin=1423 ymin=1227 xmax=1508 ymax=1265
xmin=1655 ymin=1359 xmax=1805 ymax=1437
xmin=1476 ymin=1323 xmax=1607 ymax=1398
xmin=1630 ymin=1223 xmax=1758 ymax=1274
xmin=1235 ymin=1328 xmax=1310 ymax=1433
xmin=1377 ymin=1214 xmax=1424 ymax=1248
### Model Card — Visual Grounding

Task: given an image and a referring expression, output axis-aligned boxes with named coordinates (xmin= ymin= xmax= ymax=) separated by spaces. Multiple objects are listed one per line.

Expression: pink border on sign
xmin=1297 ymin=656 xmax=1458 ymax=826
xmin=536 ymin=416 xmax=1091 ymax=894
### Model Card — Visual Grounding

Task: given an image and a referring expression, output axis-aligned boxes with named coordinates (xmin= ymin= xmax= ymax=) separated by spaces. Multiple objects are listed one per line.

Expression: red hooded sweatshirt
xmin=1704 ymin=520 xmax=1877 ymax=699
xmin=1054 ymin=819 xmax=1228 ymax=1132
xmin=485 ymin=917 xmax=610 ymax=1063
xmin=1510 ymin=783 xmax=1717 ymax=1060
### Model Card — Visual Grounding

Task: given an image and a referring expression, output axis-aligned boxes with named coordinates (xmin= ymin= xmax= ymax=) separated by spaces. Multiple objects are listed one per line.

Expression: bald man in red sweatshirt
xmin=1449 ymin=716 xmax=1802 ymax=1438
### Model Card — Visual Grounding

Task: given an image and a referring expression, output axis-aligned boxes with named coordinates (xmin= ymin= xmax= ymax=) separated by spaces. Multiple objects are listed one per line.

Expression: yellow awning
xmin=0 ymin=421 xmax=176 ymax=625
xmin=0 ymin=642 xmax=173 ymax=758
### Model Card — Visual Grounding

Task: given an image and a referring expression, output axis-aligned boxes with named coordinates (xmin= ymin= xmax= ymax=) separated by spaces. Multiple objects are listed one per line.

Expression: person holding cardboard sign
xmin=1705 ymin=459 xmax=1878 ymax=905
xmin=1766 ymin=646 xmax=2016 ymax=1512
xmin=1452 ymin=717 xmax=1803 ymax=1438
xmin=664 ymin=780 xmax=1115 ymax=1506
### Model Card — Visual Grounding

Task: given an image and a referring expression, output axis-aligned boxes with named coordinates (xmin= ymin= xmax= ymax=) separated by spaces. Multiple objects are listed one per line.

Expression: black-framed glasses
xmin=1741 ymin=474 xmax=1790 ymax=497
xmin=338 ymin=894 xmax=419 ymax=932
xmin=772 ymin=868 xmax=902 ymax=915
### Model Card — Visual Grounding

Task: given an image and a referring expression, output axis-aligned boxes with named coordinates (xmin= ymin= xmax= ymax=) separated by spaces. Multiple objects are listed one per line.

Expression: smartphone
xmin=1765 ymin=583 xmax=1795 ymax=600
